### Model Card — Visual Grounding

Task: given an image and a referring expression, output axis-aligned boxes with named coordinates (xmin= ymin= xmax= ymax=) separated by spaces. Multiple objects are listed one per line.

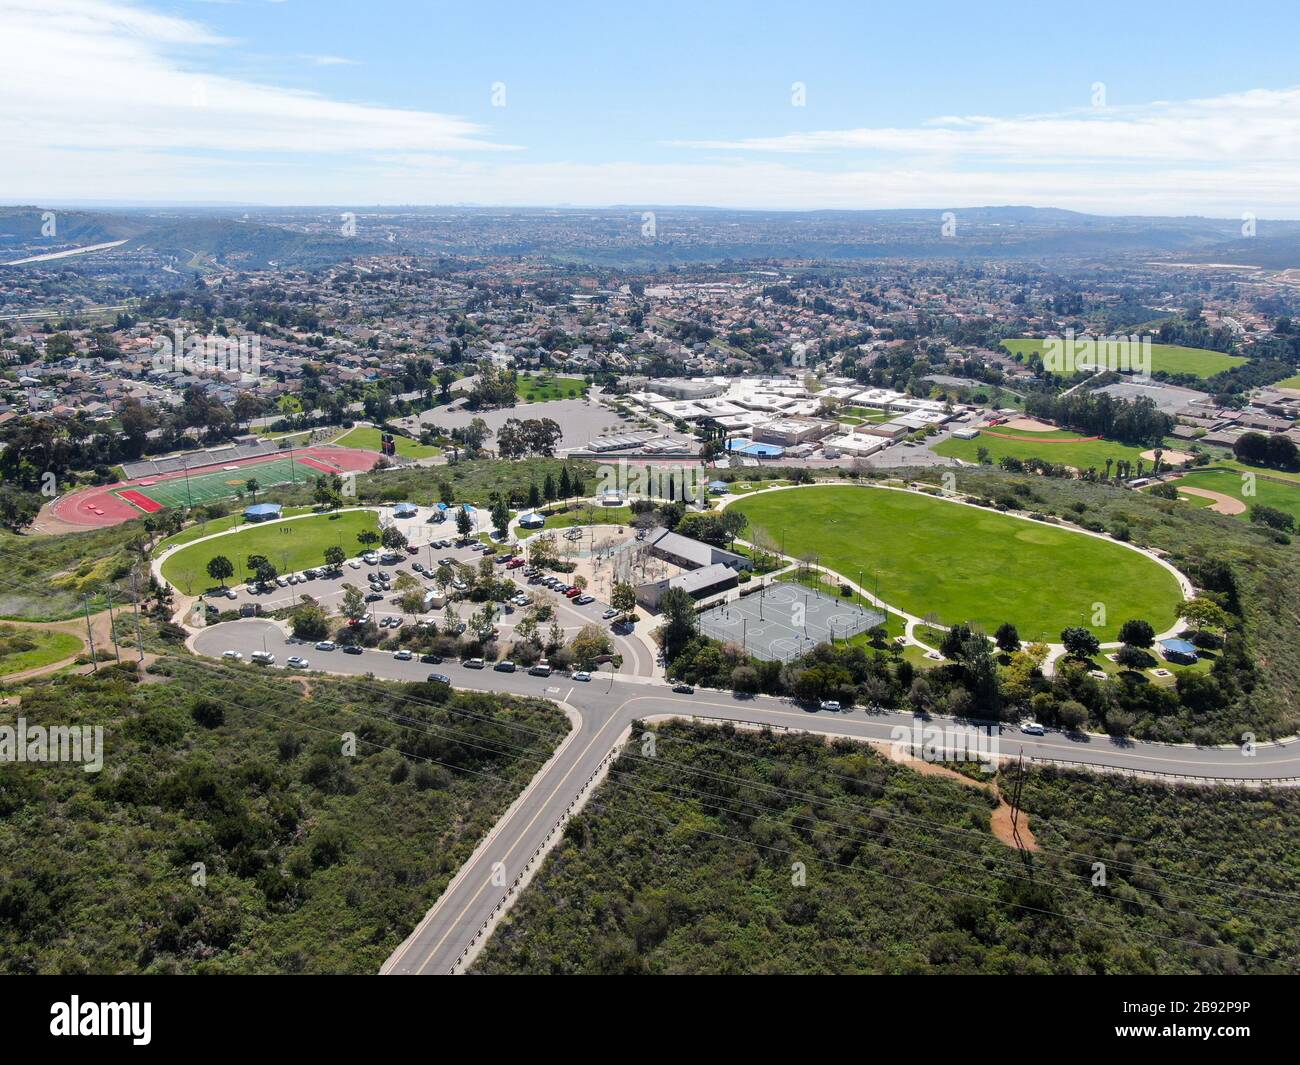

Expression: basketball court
xmin=697 ymin=582 xmax=885 ymax=661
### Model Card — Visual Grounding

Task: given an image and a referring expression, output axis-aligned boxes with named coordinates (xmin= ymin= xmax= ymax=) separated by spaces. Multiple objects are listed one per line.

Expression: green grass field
xmin=0 ymin=625 xmax=83 ymax=676
xmin=1169 ymin=467 xmax=1300 ymax=524
xmin=516 ymin=374 xmax=588 ymax=403
xmin=1275 ymin=373 xmax=1300 ymax=390
xmin=118 ymin=455 xmax=325 ymax=510
xmin=732 ymin=485 xmax=1185 ymax=640
xmin=335 ymin=425 xmax=441 ymax=459
xmin=1000 ymin=338 xmax=1246 ymax=379
xmin=160 ymin=510 xmax=380 ymax=595
xmin=933 ymin=427 xmax=1164 ymax=471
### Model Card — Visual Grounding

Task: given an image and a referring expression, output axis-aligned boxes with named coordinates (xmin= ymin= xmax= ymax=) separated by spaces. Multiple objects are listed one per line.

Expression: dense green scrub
xmin=474 ymin=722 xmax=1299 ymax=975
xmin=0 ymin=659 xmax=567 ymax=973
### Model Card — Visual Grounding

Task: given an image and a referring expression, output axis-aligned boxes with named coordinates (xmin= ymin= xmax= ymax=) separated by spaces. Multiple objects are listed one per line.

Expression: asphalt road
xmin=192 ymin=618 xmax=1300 ymax=975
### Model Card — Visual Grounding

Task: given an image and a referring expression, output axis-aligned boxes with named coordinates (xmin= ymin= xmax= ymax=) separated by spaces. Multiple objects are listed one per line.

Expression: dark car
xmin=427 ymin=673 xmax=452 ymax=685
xmin=420 ymin=653 xmax=444 ymax=664
xmin=672 ymin=683 xmax=694 ymax=694
xmin=343 ymin=645 xmax=364 ymax=655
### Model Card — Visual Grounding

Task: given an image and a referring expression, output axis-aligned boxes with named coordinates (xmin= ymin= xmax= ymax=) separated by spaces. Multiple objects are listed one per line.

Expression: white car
xmin=315 ymin=641 xmax=337 ymax=651
xmin=819 ymin=700 xmax=842 ymax=712
xmin=1019 ymin=720 xmax=1046 ymax=735
xmin=347 ymin=559 xmax=362 ymax=570
xmin=221 ymin=650 xmax=243 ymax=661
xmin=572 ymin=670 xmax=592 ymax=682
xmin=251 ymin=651 xmax=276 ymax=665
xmin=392 ymin=649 xmax=413 ymax=661
xmin=275 ymin=576 xmax=289 ymax=587
xmin=225 ymin=588 xmax=238 ymax=600
xmin=287 ymin=656 xmax=310 ymax=669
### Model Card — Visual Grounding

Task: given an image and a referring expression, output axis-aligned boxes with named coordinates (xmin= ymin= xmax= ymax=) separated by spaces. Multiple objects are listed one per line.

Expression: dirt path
xmin=1176 ymin=485 xmax=1247 ymax=515
xmin=872 ymin=741 xmax=1039 ymax=851
xmin=0 ymin=610 xmax=142 ymax=684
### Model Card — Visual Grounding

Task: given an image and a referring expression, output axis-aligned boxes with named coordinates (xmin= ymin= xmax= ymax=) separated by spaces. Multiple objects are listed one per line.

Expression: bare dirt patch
xmin=1176 ymin=485 xmax=1247 ymax=515
xmin=871 ymin=740 xmax=1039 ymax=851
xmin=1141 ymin=448 xmax=1193 ymax=467
xmin=1002 ymin=417 xmax=1057 ymax=432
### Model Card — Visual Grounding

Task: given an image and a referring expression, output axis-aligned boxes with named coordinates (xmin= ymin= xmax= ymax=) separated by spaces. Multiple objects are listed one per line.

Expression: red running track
xmin=46 ymin=445 xmax=381 ymax=529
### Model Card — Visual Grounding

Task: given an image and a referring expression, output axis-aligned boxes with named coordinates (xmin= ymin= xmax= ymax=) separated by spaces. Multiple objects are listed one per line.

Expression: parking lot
xmin=195 ymin=532 xmax=654 ymax=674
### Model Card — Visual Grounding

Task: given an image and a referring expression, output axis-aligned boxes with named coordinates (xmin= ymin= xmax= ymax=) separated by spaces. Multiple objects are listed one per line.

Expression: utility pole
xmin=129 ymin=570 xmax=145 ymax=662
xmin=104 ymin=588 xmax=122 ymax=664
xmin=83 ymin=596 xmax=98 ymax=672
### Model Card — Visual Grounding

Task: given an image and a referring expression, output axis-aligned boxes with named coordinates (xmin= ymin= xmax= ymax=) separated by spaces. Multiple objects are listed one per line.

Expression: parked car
xmin=602 ymin=608 xmax=619 ymax=619
xmin=393 ymin=649 xmax=413 ymax=661
xmin=420 ymin=653 xmax=444 ymax=664
xmin=528 ymin=662 xmax=552 ymax=677
xmin=347 ymin=559 xmax=362 ymax=570
xmin=572 ymin=671 xmax=592 ymax=682
xmin=463 ymin=657 xmax=486 ymax=669
xmin=221 ymin=650 xmax=243 ymax=661
xmin=251 ymin=651 xmax=276 ymax=665
xmin=427 ymin=673 xmax=452 ymax=685
xmin=564 ymin=588 xmax=582 ymax=599
xmin=575 ymin=594 xmax=595 ymax=605
xmin=1020 ymin=720 xmax=1045 ymax=735
xmin=315 ymin=641 xmax=337 ymax=651
xmin=343 ymin=645 xmax=364 ymax=655
xmin=672 ymin=683 xmax=694 ymax=694
xmin=819 ymin=699 xmax=842 ymax=712
xmin=287 ymin=656 xmax=310 ymax=669
xmin=494 ymin=660 xmax=516 ymax=673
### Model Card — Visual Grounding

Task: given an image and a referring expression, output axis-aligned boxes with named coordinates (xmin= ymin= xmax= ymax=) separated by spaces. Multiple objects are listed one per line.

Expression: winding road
xmin=192 ymin=618 xmax=1300 ymax=976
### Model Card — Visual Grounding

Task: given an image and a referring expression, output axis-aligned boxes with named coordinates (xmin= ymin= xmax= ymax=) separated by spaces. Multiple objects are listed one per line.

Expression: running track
xmin=46 ymin=445 xmax=381 ymax=528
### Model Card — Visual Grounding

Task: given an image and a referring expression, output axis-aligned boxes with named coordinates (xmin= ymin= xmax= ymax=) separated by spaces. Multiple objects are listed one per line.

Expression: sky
xmin=2 ymin=0 xmax=1300 ymax=216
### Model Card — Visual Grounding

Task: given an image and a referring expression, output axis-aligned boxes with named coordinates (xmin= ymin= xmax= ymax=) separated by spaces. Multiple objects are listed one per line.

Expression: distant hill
xmin=119 ymin=218 xmax=390 ymax=270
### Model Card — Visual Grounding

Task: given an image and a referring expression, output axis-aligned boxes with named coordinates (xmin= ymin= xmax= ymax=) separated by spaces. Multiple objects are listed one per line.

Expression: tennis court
xmin=697 ymin=583 xmax=885 ymax=661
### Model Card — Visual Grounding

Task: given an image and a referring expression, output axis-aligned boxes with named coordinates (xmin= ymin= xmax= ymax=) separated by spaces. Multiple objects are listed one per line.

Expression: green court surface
xmin=335 ymin=426 xmax=441 ymax=459
xmin=731 ymin=485 xmax=1185 ymax=641
xmin=116 ymin=455 xmax=322 ymax=510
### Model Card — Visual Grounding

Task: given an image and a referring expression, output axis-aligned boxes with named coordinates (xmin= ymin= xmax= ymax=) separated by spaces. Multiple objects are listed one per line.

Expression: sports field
xmin=113 ymin=454 xmax=338 ymax=511
xmin=933 ymin=427 xmax=1161 ymax=471
xmin=160 ymin=510 xmax=381 ymax=595
xmin=1169 ymin=467 xmax=1300 ymax=524
xmin=1001 ymin=338 xmax=1246 ymax=379
xmin=517 ymin=374 xmax=588 ymax=403
xmin=730 ymin=485 xmax=1185 ymax=641
xmin=335 ymin=426 xmax=441 ymax=459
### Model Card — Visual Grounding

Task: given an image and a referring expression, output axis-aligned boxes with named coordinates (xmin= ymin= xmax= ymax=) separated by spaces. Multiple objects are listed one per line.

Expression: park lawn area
xmin=522 ymin=504 xmax=634 ymax=536
xmin=732 ymin=485 xmax=1184 ymax=641
xmin=1000 ymin=338 xmax=1246 ymax=379
xmin=516 ymin=374 xmax=588 ymax=403
xmin=933 ymin=428 xmax=1158 ymax=471
xmin=161 ymin=510 xmax=381 ymax=595
xmin=1217 ymin=458 xmax=1300 ymax=485
xmin=0 ymin=626 xmax=84 ymax=676
xmin=721 ymin=478 xmax=791 ymax=495
xmin=1275 ymin=372 xmax=1300 ymax=390
xmin=335 ymin=426 xmax=441 ymax=459
xmin=1169 ymin=466 xmax=1300 ymax=524
xmin=154 ymin=505 xmax=315 ymax=552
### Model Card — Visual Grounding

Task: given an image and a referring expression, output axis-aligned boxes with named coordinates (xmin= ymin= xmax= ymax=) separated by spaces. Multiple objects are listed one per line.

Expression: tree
xmin=1060 ymin=626 xmax=1101 ymax=659
xmin=340 ymin=584 xmax=367 ymax=621
xmin=381 ymin=525 xmax=408 ymax=551
xmin=1117 ymin=618 xmax=1155 ymax=649
xmin=0 ymin=485 xmax=40 ymax=532
xmin=611 ymin=582 xmax=637 ymax=619
xmin=245 ymin=478 xmax=260 ymax=503
xmin=206 ymin=555 xmax=234 ymax=588
xmin=993 ymin=622 xmax=1020 ymax=653
xmin=323 ymin=545 xmax=346 ymax=571
xmin=291 ymin=603 xmax=330 ymax=641
xmin=569 ymin=624 xmax=613 ymax=668
xmin=657 ymin=587 xmax=697 ymax=660
xmin=456 ymin=507 xmax=473 ymax=540
xmin=1180 ymin=597 xmax=1231 ymax=636
xmin=357 ymin=529 xmax=380 ymax=549
xmin=490 ymin=495 xmax=510 ymax=539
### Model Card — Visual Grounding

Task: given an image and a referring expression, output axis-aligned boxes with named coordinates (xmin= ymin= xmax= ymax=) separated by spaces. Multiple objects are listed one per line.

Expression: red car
xmin=564 ymin=587 xmax=582 ymax=599
xmin=506 ymin=558 xmax=525 ymax=569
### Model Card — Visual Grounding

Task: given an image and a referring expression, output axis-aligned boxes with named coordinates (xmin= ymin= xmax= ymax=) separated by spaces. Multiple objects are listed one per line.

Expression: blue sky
xmin=3 ymin=0 xmax=1300 ymax=214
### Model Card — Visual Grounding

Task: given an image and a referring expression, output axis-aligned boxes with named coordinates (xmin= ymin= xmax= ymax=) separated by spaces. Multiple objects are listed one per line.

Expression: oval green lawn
xmin=160 ymin=510 xmax=381 ymax=596
xmin=732 ymin=485 xmax=1184 ymax=641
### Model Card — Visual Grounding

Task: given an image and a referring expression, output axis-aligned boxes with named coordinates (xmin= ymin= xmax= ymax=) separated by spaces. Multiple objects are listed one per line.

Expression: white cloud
xmin=0 ymin=0 xmax=510 ymax=159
